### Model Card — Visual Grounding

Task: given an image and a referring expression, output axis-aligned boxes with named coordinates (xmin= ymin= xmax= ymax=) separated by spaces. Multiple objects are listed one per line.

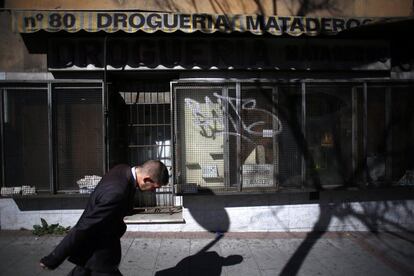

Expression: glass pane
xmin=129 ymin=147 xmax=159 ymax=165
xmin=3 ymin=89 xmax=50 ymax=190
xmin=367 ymin=86 xmax=387 ymax=184
xmin=54 ymin=88 xmax=103 ymax=191
xmin=391 ymin=85 xmax=414 ymax=183
xmin=108 ymin=89 xmax=128 ymax=167
xmin=306 ymin=85 xmax=353 ymax=187
xmin=240 ymin=85 xmax=278 ymax=189
xmin=175 ymin=86 xmax=225 ymax=189
xmin=277 ymin=85 xmax=303 ymax=188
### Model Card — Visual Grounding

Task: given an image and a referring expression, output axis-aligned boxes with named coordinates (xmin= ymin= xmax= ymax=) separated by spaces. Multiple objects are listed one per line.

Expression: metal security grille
xmin=119 ymin=82 xmax=173 ymax=207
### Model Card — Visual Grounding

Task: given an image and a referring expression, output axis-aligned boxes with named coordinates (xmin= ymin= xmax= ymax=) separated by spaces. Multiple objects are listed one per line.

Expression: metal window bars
xmin=119 ymin=87 xmax=174 ymax=207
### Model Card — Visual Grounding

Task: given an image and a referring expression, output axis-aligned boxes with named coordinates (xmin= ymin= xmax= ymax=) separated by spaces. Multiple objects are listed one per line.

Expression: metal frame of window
xmin=0 ymin=88 xmax=4 ymax=187
xmin=301 ymin=82 xmax=306 ymax=187
xmin=273 ymin=86 xmax=279 ymax=190
xmin=363 ymin=82 xmax=368 ymax=184
xmin=47 ymin=83 xmax=54 ymax=193
xmin=385 ymin=87 xmax=392 ymax=183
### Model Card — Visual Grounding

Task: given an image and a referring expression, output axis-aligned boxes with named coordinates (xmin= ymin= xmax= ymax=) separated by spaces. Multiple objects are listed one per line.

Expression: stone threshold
xmin=124 ymin=207 xmax=184 ymax=224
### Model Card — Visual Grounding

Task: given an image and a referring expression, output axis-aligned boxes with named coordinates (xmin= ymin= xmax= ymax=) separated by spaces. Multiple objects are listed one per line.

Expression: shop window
xmin=1 ymin=87 xmax=50 ymax=191
xmin=174 ymin=82 xmax=287 ymax=192
xmin=54 ymin=85 xmax=103 ymax=191
xmin=305 ymin=85 xmax=353 ymax=187
xmin=3 ymin=80 xmax=412 ymax=196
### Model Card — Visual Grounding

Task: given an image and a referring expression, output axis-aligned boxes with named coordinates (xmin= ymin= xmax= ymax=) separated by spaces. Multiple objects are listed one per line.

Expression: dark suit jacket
xmin=41 ymin=164 xmax=136 ymax=272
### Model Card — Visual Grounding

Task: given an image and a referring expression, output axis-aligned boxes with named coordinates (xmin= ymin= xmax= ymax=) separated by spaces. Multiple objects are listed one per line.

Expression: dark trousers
xmin=67 ymin=266 xmax=123 ymax=276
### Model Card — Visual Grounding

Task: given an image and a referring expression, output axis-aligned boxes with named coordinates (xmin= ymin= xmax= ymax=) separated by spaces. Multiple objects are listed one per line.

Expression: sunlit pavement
xmin=0 ymin=230 xmax=413 ymax=276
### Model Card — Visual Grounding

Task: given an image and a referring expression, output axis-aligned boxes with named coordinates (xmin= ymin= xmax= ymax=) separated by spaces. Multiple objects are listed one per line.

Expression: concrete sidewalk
xmin=0 ymin=231 xmax=413 ymax=276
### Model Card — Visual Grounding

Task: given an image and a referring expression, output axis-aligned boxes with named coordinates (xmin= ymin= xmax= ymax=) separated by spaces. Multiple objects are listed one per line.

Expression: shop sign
xmin=242 ymin=164 xmax=274 ymax=187
xmin=48 ymin=37 xmax=390 ymax=71
xmin=13 ymin=10 xmax=387 ymax=36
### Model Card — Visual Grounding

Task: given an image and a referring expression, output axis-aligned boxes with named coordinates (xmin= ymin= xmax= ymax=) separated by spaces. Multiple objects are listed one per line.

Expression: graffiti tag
xmin=185 ymin=93 xmax=282 ymax=144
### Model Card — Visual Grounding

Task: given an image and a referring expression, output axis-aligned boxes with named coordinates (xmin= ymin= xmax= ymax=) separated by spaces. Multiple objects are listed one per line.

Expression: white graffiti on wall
xmin=184 ymin=93 xmax=282 ymax=144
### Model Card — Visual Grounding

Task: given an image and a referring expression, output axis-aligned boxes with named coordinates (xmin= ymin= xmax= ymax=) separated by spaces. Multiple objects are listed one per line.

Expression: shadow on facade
xmin=253 ymin=82 xmax=414 ymax=276
xmin=279 ymin=200 xmax=414 ymax=276
xmin=166 ymin=81 xmax=414 ymax=275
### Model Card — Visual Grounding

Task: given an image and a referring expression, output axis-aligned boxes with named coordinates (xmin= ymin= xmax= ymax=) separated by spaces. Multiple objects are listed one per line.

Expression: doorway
xmin=109 ymin=80 xmax=175 ymax=208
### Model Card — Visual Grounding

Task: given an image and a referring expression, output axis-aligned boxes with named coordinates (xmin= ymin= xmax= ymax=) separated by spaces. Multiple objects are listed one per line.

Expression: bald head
xmin=139 ymin=160 xmax=169 ymax=186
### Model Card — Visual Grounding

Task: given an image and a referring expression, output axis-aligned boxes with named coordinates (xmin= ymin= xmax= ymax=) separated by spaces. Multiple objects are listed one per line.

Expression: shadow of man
xmin=156 ymin=188 xmax=243 ymax=275
xmin=155 ymin=251 xmax=243 ymax=276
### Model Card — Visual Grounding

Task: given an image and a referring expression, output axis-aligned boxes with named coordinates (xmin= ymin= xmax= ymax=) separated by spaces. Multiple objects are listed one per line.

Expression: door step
xmin=124 ymin=207 xmax=184 ymax=224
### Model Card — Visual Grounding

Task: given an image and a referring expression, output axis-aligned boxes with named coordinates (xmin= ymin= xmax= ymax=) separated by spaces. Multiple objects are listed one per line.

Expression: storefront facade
xmin=1 ymin=2 xmax=414 ymax=232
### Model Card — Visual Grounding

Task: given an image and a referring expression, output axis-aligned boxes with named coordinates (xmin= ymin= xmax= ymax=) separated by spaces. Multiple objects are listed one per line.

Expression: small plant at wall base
xmin=32 ymin=218 xmax=71 ymax=236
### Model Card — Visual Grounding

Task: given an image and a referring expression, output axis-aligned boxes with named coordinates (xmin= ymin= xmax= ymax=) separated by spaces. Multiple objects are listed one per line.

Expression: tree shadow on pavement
xmin=280 ymin=199 xmax=414 ymax=276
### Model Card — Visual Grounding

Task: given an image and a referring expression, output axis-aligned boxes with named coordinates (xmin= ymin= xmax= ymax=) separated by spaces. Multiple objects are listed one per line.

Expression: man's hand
xmin=40 ymin=262 xmax=50 ymax=270
xmin=40 ymin=253 xmax=61 ymax=270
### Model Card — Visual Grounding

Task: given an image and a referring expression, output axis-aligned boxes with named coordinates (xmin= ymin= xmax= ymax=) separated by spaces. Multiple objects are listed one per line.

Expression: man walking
xmin=40 ymin=160 xmax=169 ymax=275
